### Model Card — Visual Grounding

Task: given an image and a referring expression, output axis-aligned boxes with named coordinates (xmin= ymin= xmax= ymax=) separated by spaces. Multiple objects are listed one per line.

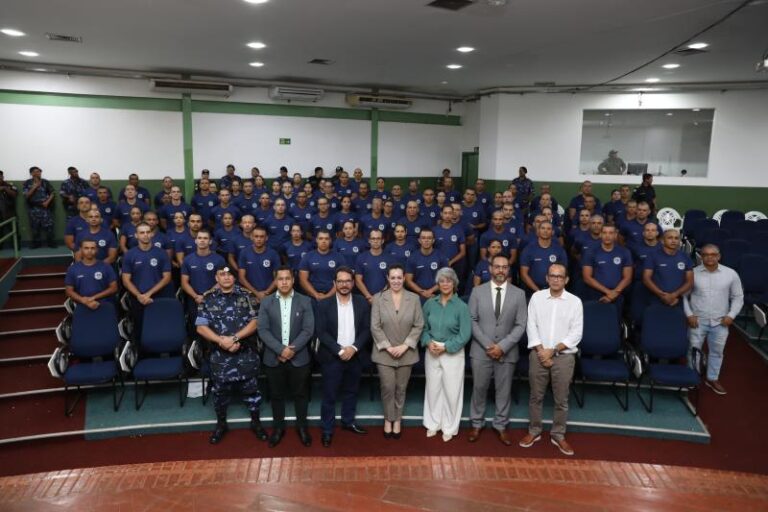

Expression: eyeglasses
xmin=336 ymin=279 xmax=353 ymax=284
xmin=547 ymin=274 xmax=566 ymax=280
xmin=701 ymin=253 xmax=719 ymax=257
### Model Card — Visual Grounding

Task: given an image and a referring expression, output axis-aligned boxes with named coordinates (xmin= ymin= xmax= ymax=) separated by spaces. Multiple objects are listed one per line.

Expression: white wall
xmin=192 ymin=112 xmax=370 ymax=177
xmin=478 ymin=90 xmax=768 ymax=187
xmin=0 ymin=103 xmax=183 ymax=181
xmin=377 ymin=123 xmax=462 ymax=177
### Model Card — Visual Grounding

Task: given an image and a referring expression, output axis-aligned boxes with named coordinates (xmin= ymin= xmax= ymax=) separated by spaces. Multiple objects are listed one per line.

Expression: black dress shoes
xmin=342 ymin=423 xmax=368 ymax=435
xmin=251 ymin=419 xmax=268 ymax=441
xmin=297 ymin=427 xmax=312 ymax=447
xmin=321 ymin=433 xmax=333 ymax=447
xmin=268 ymin=428 xmax=285 ymax=448
xmin=209 ymin=422 xmax=228 ymax=444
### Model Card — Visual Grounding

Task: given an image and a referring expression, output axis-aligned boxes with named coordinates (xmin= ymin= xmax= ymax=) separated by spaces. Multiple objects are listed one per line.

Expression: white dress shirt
xmin=337 ymin=296 xmax=356 ymax=349
xmin=490 ymin=281 xmax=508 ymax=312
xmin=526 ymin=288 xmax=583 ymax=354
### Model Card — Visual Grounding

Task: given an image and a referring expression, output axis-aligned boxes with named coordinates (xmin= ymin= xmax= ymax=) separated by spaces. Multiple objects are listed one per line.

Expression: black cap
xmin=335 ymin=166 xmax=343 ymax=172
xmin=217 ymin=266 xmax=236 ymax=276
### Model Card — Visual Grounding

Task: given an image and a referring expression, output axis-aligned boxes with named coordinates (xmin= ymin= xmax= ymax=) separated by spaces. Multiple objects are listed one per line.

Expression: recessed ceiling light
xmin=30 ymin=68 xmax=48 ymax=72
xmin=604 ymin=113 xmax=612 ymax=116
xmin=692 ymin=108 xmax=701 ymax=112
xmin=666 ymin=112 xmax=674 ymax=116
xmin=687 ymin=42 xmax=709 ymax=50
xmin=662 ymin=63 xmax=680 ymax=69
xmin=632 ymin=87 xmax=659 ymax=92
xmin=243 ymin=0 xmax=269 ymax=3
xmin=18 ymin=50 xmax=39 ymax=57
xmin=1 ymin=28 xmax=25 ymax=37
xmin=446 ymin=64 xmax=462 ymax=69
xmin=645 ymin=77 xmax=660 ymax=83
xmin=456 ymin=46 xmax=474 ymax=53
xmin=246 ymin=41 xmax=266 ymax=49
xmin=249 ymin=61 xmax=264 ymax=67
xmin=441 ymin=81 xmax=448 ymax=85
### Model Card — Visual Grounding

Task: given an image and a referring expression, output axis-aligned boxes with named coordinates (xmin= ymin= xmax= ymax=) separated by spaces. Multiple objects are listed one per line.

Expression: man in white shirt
xmin=683 ymin=244 xmax=744 ymax=396
xmin=315 ymin=266 xmax=372 ymax=447
xmin=520 ymin=262 xmax=583 ymax=456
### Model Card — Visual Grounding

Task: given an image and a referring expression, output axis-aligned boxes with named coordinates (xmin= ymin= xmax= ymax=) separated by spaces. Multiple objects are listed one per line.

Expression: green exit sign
xmin=279 ymin=138 xmax=291 ymax=145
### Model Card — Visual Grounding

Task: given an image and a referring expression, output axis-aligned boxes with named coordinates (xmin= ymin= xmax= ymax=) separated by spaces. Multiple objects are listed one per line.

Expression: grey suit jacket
xmin=468 ymin=281 xmax=527 ymax=363
xmin=370 ymin=289 xmax=424 ymax=367
xmin=257 ymin=291 xmax=315 ymax=367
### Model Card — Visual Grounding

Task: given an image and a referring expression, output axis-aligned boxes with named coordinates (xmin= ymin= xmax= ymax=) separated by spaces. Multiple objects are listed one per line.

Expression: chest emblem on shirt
xmin=502 ymin=240 xmax=509 ymax=247
xmin=150 ymin=258 xmax=158 ymax=267
xmin=105 ymin=208 xmax=112 ymax=213
xmin=450 ymin=235 xmax=458 ymax=242
xmin=404 ymin=250 xmax=411 ymax=257
xmin=379 ymin=261 xmax=387 ymax=270
xmin=283 ymin=225 xmax=290 ymax=231
xmin=328 ymin=260 xmax=336 ymax=268
xmin=206 ymin=262 xmax=214 ymax=271
xmin=677 ymin=262 xmax=685 ymax=270
xmin=94 ymin=272 xmax=103 ymax=280
xmin=352 ymin=246 xmax=359 ymax=253
xmin=430 ymin=262 xmax=438 ymax=270
xmin=263 ymin=260 xmax=271 ymax=268
xmin=548 ymin=254 xmax=557 ymax=263
xmin=613 ymin=257 xmax=621 ymax=265
xmin=414 ymin=227 xmax=421 ymax=233
xmin=98 ymin=239 xmax=106 ymax=247
xmin=208 ymin=201 xmax=214 ymax=207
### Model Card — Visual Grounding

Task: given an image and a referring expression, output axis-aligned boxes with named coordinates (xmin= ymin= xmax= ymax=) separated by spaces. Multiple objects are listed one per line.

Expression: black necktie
xmin=495 ymin=286 xmax=502 ymax=320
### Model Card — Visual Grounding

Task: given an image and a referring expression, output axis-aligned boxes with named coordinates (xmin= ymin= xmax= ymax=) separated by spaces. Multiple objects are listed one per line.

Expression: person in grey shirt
xmin=683 ymin=244 xmax=744 ymax=396
xmin=597 ymin=150 xmax=626 ymax=175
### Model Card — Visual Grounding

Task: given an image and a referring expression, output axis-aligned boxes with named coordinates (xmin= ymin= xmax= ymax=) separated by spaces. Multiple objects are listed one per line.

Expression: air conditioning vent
xmin=427 ymin=0 xmax=474 ymax=11
xmin=268 ymin=86 xmax=325 ymax=102
xmin=45 ymin=33 xmax=83 ymax=43
xmin=150 ymin=79 xmax=233 ymax=97
xmin=346 ymin=94 xmax=412 ymax=110
xmin=308 ymin=58 xmax=335 ymax=65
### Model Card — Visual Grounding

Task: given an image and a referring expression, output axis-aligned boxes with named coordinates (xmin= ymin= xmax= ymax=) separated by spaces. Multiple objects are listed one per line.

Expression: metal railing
xmin=0 ymin=217 xmax=19 ymax=258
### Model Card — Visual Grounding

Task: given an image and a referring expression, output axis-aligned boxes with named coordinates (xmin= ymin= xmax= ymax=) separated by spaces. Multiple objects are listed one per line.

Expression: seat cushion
xmin=133 ymin=357 xmax=184 ymax=380
xmin=649 ymin=364 xmax=700 ymax=387
xmin=580 ymin=358 xmax=629 ymax=382
xmin=64 ymin=361 xmax=118 ymax=386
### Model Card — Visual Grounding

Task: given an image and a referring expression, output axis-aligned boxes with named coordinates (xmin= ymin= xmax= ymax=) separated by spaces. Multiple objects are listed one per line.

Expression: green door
xmin=462 ymin=151 xmax=479 ymax=189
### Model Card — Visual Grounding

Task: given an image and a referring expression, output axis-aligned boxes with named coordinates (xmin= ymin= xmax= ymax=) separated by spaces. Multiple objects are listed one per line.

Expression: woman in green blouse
xmin=421 ymin=267 xmax=472 ymax=442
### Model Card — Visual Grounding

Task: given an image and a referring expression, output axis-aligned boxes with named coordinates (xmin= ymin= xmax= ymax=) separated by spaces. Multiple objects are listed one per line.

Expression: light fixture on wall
xmin=18 ymin=50 xmax=39 ymax=57
xmin=446 ymin=64 xmax=463 ymax=69
xmin=662 ymin=63 xmax=680 ymax=69
xmin=1 ymin=28 xmax=25 ymax=37
xmin=246 ymin=41 xmax=267 ymax=49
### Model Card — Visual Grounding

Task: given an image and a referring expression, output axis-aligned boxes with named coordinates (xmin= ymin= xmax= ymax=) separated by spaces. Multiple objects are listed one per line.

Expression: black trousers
xmin=264 ymin=362 xmax=311 ymax=429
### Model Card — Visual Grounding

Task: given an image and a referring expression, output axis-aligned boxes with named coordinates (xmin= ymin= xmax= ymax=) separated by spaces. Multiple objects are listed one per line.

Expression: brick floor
xmin=1 ymin=457 xmax=767 ymax=511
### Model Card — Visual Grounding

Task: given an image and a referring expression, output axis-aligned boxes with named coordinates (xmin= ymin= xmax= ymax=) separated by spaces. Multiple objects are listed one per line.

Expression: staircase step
xmin=11 ymin=276 xmax=65 ymax=291
xmin=16 ymin=272 xmax=67 ymax=279
xmin=19 ymin=264 xmax=70 ymax=276
xmin=0 ymin=394 xmax=85 ymax=441
xmin=0 ymin=362 xmax=61 ymax=395
xmin=0 ymin=332 xmax=59 ymax=360
xmin=0 ymin=310 xmax=65 ymax=335
xmin=3 ymin=290 xmax=66 ymax=309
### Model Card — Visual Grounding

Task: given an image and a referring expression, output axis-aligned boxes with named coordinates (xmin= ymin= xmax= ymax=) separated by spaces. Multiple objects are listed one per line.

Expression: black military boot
xmin=209 ymin=415 xmax=228 ymax=444
xmin=251 ymin=411 xmax=268 ymax=441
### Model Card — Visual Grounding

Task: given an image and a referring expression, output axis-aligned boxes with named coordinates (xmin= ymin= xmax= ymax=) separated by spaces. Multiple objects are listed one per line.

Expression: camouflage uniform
xmin=195 ymin=284 xmax=261 ymax=416
xmin=0 ymin=177 xmax=19 ymax=249
xmin=60 ymin=177 xmax=89 ymax=218
xmin=23 ymin=178 xmax=55 ymax=246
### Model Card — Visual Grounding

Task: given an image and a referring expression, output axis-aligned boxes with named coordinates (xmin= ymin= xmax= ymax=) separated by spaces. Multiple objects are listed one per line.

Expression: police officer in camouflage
xmin=23 ymin=166 xmax=56 ymax=248
xmin=195 ymin=266 xmax=267 ymax=444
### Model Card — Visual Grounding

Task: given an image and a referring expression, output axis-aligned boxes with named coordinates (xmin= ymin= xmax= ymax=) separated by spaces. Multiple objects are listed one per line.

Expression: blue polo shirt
xmin=191 ymin=192 xmax=218 ymax=222
xmin=334 ymin=211 xmax=359 ymax=232
xmin=114 ymin=201 xmax=149 ymax=226
xmin=238 ymin=246 xmax=280 ymax=291
xmin=299 ymin=250 xmax=344 ymax=293
xmin=392 ymin=199 xmax=407 ymax=217
xmin=478 ymin=229 xmax=519 ymax=257
xmin=181 ymin=252 xmax=226 ymax=295
xmin=121 ymin=223 xmax=139 ymax=249
xmin=620 ymin=218 xmax=651 ymax=246
xmin=75 ymin=227 xmax=117 ymax=260
xmin=289 ymin=205 xmax=314 ymax=229
xmin=433 ymin=224 xmax=465 ymax=261
xmin=210 ymin=204 xmax=241 ymax=228
xmin=95 ymin=200 xmax=117 ymax=226
xmin=159 ymin=202 xmax=193 ymax=225
xmin=573 ymin=232 xmax=603 ymax=267
xmin=234 ymin=195 xmax=259 ymax=217
xmin=360 ymin=214 xmax=390 ymax=238
xmin=227 ymin=232 xmax=252 ymax=261
xmin=214 ymin=226 xmax=240 ymax=254
xmin=174 ymin=231 xmax=218 ymax=258
xmin=150 ymin=231 xmax=172 ymax=251
xmin=520 ymin=241 xmax=568 ymax=289
xmin=254 ymin=207 xmax=273 ymax=226
xmin=462 ymin=202 xmax=487 ymax=230
xmin=65 ymin=216 xmax=89 ymax=239
xmin=119 ymin=186 xmax=150 ymax=205
xmin=353 ymin=195 xmax=373 ymax=213
xmin=355 ymin=251 xmax=393 ymax=295
xmin=405 ymin=249 xmax=448 ymax=290
xmin=309 ymin=213 xmax=338 ymax=236
xmin=567 ymin=195 xmax=602 ymax=215
xmin=473 ymin=260 xmax=493 ymax=284
xmin=583 ymin=245 xmax=633 ymax=289
xmin=400 ymin=215 xmax=431 ymax=243
xmin=629 ymin=241 xmax=660 ymax=281
xmin=122 ymin=245 xmax=171 ymax=293
xmin=282 ymin=240 xmax=313 ymax=271
xmin=335 ymin=238 xmax=368 ymax=267
xmin=263 ymin=214 xmax=293 ymax=249
xmin=422 ymin=203 xmax=441 ymax=224
xmin=65 ymin=261 xmax=117 ymax=300
xmin=385 ymin=240 xmax=416 ymax=266
xmin=644 ymin=249 xmax=692 ymax=293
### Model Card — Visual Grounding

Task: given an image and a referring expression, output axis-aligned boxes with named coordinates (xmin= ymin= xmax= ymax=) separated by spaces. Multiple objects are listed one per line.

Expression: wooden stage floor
xmin=1 ymin=456 xmax=767 ymax=511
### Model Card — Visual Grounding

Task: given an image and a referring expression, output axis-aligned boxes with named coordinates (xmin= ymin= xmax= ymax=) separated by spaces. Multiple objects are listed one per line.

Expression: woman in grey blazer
xmin=371 ymin=264 xmax=424 ymax=439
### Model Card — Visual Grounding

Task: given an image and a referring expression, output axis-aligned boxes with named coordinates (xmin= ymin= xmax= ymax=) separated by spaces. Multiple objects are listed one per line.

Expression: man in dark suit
xmin=467 ymin=254 xmax=527 ymax=445
xmin=257 ymin=266 xmax=315 ymax=448
xmin=316 ymin=266 xmax=372 ymax=447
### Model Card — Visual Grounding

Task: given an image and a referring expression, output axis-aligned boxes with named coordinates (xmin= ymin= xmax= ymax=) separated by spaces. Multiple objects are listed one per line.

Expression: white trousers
xmin=422 ymin=349 xmax=465 ymax=436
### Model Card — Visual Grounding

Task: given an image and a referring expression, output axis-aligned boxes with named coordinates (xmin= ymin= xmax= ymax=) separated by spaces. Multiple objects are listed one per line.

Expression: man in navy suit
xmin=316 ymin=266 xmax=372 ymax=447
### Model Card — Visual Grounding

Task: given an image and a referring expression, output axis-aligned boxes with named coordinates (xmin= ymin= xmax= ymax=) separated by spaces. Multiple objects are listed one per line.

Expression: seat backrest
xmin=712 ymin=209 xmax=728 ymax=224
xmin=656 ymin=207 xmax=682 ymax=230
xmin=640 ymin=304 xmax=688 ymax=359
xmin=746 ymin=211 xmax=767 ymax=222
xmin=737 ymin=254 xmax=768 ymax=293
xmin=753 ymin=235 xmax=768 ymax=257
xmin=720 ymin=210 xmax=745 ymax=230
xmin=692 ymin=219 xmax=718 ymax=242
xmin=140 ymin=298 xmax=187 ymax=353
xmin=701 ymin=228 xmax=731 ymax=248
xmin=682 ymin=210 xmax=707 ymax=238
xmin=732 ymin=220 xmax=757 ymax=240
xmin=70 ymin=302 xmax=121 ymax=358
xmin=581 ymin=302 xmax=621 ymax=356
xmin=721 ymin=239 xmax=751 ymax=269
